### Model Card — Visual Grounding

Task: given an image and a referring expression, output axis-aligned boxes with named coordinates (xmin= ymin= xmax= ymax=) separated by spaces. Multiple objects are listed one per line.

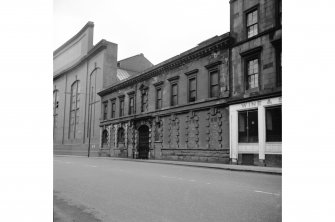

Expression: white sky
xmin=54 ymin=0 xmax=230 ymax=65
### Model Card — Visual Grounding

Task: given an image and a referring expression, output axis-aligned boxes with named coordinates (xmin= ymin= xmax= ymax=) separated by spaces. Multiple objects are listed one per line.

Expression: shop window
xmin=156 ymin=87 xmax=162 ymax=109
xmin=246 ymin=8 xmax=258 ymax=38
xmin=111 ymin=99 xmax=116 ymax=118
xmin=266 ymin=106 xmax=282 ymax=142
xmin=238 ymin=109 xmax=258 ymax=142
xmin=117 ymin=127 xmax=125 ymax=144
xmin=171 ymin=83 xmax=178 ymax=106
xmin=209 ymin=69 xmax=219 ymax=97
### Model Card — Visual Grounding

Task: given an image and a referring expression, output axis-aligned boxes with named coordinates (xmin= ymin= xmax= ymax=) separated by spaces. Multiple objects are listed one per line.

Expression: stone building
xmin=228 ymin=0 xmax=282 ymax=167
xmin=97 ymin=34 xmax=232 ymax=163
xmin=53 ymin=22 xmax=152 ymax=156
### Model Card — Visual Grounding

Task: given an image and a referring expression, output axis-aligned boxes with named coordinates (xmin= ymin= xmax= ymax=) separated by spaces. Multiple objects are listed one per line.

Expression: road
xmin=54 ymin=156 xmax=281 ymax=222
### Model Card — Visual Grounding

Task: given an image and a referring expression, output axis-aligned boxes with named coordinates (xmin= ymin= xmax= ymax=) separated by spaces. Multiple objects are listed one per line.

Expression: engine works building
xmin=54 ymin=0 xmax=282 ymax=167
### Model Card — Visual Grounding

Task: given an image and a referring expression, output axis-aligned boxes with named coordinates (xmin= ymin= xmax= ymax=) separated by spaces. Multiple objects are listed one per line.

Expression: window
xmin=266 ymin=106 xmax=282 ymax=142
xmin=246 ymin=58 xmax=259 ymax=90
xmin=246 ymin=9 xmax=258 ymax=38
xmin=209 ymin=69 xmax=219 ymax=97
xmin=141 ymin=89 xmax=148 ymax=112
xmin=171 ymin=83 xmax=178 ymax=106
xmin=111 ymin=99 xmax=116 ymax=118
xmin=156 ymin=87 xmax=162 ymax=109
xmin=102 ymin=129 xmax=108 ymax=146
xmin=188 ymin=77 xmax=197 ymax=102
xmin=119 ymin=97 xmax=124 ymax=117
xmin=69 ymin=81 xmax=80 ymax=139
xmin=103 ymin=101 xmax=108 ymax=120
xmin=117 ymin=127 xmax=125 ymax=144
xmin=276 ymin=47 xmax=282 ymax=86
xmin=277 ymin=0 xmax=282 ymax=26
xmin=238 ymin=109 xmax=258 ymax=143
xmin=154 ymin=121 xmax=161 ymax=142
xmin=53 ymin=90 xmax=59 ymax=135
xmin=128 ymin=95 xmax=135 ymax=115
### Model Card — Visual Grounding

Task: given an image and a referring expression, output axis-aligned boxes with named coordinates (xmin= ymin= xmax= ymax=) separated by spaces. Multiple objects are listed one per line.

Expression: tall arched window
xmin=88 ymin=70 xmax=97 ymax=137
xmin=53 ymin=89 xmax=59 ymax=137
xmin=69 ymin=80 xmax=80 ymax=139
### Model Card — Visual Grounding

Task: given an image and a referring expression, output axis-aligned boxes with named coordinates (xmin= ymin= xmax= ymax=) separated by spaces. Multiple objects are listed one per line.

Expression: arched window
xmin=69 ymin=80 xmax=80 ymax=139
xmin=88 ymin=70 xmax=97 ymax=137
xmin=53 ymin=89 xmax=59 ymax=137
xmin=117 ymin=127 xmax=125 ymax=144
xmin=102 ymin=129 xmax=108 ymax=146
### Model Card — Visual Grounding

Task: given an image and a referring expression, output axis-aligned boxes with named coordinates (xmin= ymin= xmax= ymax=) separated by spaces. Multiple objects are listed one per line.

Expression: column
xmin=230 ymin=110 xmax=238 ymax=164
xmin=258 ymin=106 xmax=266 ymax=166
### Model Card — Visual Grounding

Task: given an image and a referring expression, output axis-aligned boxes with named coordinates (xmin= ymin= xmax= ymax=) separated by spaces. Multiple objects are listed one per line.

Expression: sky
xmin=54 ymin=0 xmax=230 ymax=65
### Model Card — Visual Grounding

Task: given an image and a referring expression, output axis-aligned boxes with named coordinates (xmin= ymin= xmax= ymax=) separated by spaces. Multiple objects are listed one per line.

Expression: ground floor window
xmin=102 ymin=129 xmax=108 ymax=146
xmin=238 ymin=109 xmax=258 ymax=142
xmin=266 ymin=106 xmax=282 ymax=142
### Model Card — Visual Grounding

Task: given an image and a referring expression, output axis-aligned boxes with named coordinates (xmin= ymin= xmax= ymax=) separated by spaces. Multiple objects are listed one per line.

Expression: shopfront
xmin=229 ymin=97 xmax=282 ymax=167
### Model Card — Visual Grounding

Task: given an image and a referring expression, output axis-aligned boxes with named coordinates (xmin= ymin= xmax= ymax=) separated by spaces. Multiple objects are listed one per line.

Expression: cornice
xmin=98 ymin=34 xmax=232 ymax=97
xmin=184 ymin=69 xmax=199 ymax=76
xmin=167 ymin=76 xmax=180 ymax=82
xmin=205 ymin=61 xmax=222 ymax=69
xmin=53 ymin=39 xmax=108 ymax=80
xmin=153 ymin=81 xmax=164 ymax=87
xmin=53 ymin=21 xmax=94 ymax=56
xmin=240 ymin=46 xmax=263 ymax=57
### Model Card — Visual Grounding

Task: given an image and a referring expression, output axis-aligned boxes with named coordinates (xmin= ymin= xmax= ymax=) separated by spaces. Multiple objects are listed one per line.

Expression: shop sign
xmin=240 ymin=97 xmax=282 ymax=109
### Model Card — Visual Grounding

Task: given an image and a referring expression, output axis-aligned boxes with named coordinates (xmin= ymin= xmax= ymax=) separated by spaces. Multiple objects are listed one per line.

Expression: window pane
xmin=189 ymin=78 xmax=196 ymax=90
xmin=211 ymin=71 xmax=219 ymax=85
xmin=266 ymin=106 xmax=282 ymax=141
xmin=248 ymin=110 xmax=258 ymax=142
xmin=238 ymin=112 xmax=248 ymax=142
xmin=172 ymin=84 xmax=178 ymax=95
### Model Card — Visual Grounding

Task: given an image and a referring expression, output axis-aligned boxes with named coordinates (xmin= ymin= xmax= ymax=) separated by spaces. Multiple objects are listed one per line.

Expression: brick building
xmin=228 ymin=0 xmax=282 ymax=167
xmin=53 ymin=22 xmax=152 ymax=156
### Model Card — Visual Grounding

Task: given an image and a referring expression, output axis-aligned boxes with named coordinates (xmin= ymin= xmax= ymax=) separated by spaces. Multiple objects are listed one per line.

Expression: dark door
xmin=138 ymin=125 xmax=149 ymax=159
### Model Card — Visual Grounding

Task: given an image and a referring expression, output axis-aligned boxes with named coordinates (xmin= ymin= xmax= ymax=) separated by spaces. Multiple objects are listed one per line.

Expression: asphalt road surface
xmin=54 ymin=156 xmax=281 ymax=222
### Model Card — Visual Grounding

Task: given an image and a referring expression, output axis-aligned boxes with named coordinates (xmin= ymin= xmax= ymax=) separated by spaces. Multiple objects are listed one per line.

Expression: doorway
xmin=138 ymin=125 xmax=149 ymax=159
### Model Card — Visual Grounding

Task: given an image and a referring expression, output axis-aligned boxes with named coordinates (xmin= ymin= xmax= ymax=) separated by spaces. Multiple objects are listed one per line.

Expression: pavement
xmin=55 ymin=155 xmax=282 ymax=175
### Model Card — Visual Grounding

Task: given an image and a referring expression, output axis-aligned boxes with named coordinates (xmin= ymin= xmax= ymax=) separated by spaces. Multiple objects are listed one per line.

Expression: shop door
xmin=138 ymin=125 xmax=149 ymax=159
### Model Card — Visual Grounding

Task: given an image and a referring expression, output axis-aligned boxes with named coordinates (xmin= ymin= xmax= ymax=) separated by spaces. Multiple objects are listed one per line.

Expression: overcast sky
xmin=54 ymin=0 xmax=230 ymax=65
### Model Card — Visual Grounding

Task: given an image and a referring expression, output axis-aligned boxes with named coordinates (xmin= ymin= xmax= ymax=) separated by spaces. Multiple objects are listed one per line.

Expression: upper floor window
xmin=103 ymin=101 xmax=108 ymax=120
xmin=209 ymin=69 xmax=220 ymax=97
xmin=111 ymin=99 xmax=116 ymax=118
xmin=246 ymin=58 xmax=259 ymax=89
xmin=141 ymin=89 xmax=148 ymax=112
xmin=119 ymin=97 xmax=124 ymax=117
xmin=246 ymin=9 xmax=258 ymax=38
xmin=277 ymin=0 xmax=282 ymax=26
xmin=156 ymin=87 xmax=162 ymax=109
xmin=171 ymin=83 xmax=178 ymax=106
xmin=69 ymin=80 xmax=80 ymax=139
xmin=188 ymin=77 xmax=197 ymax=102
xmin=128 ymin=94 xmax=135 ymax=115
xmin=276 ymin=48 xmax=282 ymax=86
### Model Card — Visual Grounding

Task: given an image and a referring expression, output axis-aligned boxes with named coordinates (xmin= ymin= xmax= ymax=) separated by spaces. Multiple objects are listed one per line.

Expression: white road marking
xmin=206 ymin=182 xmax=211 ymax=185
xmin=65 ymin=162 xmax=72 ymax=164
xmin=188 ymin=179 xmax=196 ymax=182
xmin=254 ymin=190 xmax=280 ymax=196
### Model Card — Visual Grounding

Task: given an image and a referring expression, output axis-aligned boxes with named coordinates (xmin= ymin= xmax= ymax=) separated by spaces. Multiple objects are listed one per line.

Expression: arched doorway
xmin=138 ymin=125 xmax=149 ymax=159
